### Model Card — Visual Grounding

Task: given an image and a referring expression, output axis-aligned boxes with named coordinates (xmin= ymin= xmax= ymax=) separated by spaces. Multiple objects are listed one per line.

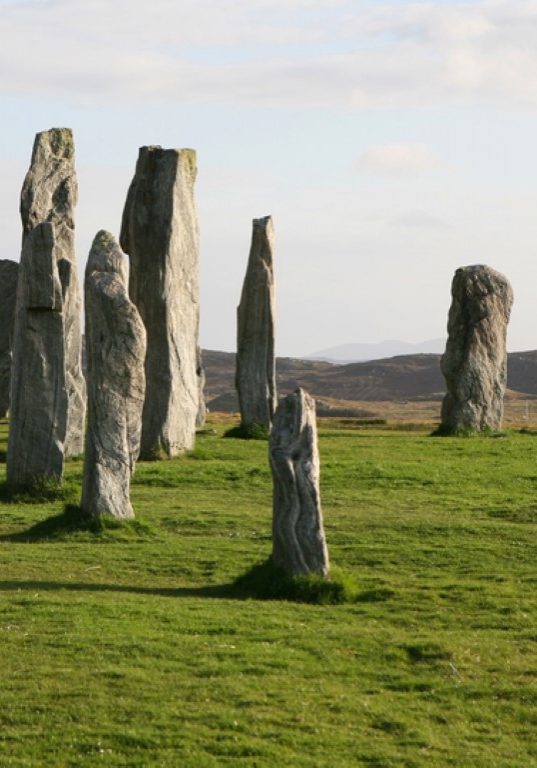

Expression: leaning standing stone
xmin=0 ymin=260 xmax=19 ymax=418
xmin=236 ymin=215 xmax=276 ymax=432
xmin=82 ymin=231 xmax=146 ymax=519
xmin=270 ymin=388 xmax=329 ymax=577
xmin=120 ymin=146 xmax=200 ymax=458
xmin=440 ymin=264 xmax=513 ymax=434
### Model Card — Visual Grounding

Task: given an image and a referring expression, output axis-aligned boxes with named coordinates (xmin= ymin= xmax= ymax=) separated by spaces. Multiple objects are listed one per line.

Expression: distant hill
xmin=202 ymin=349 xmax=537 ymax=411
xmin=305 ymin=338 xmax=446 ymax=362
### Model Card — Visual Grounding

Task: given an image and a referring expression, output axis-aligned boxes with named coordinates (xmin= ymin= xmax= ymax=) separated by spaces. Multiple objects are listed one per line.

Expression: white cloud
xmin=356 ymin=143 xmax=440 ymax=176
xmin=0 ymin=0 xmax=537 ymax=109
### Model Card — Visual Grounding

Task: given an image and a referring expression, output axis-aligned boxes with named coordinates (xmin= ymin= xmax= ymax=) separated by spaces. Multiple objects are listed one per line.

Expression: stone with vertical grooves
xmin=270 ymin=388 xmax=329 ymax=577
xmin=0 ymin=260 xmax=19 ymax=418
xmin=236 ymin=215 xmax=276 ymax=431
xmin=120 ymin=146 xmax=200 ymax=458
xmin=8 ymin=128 xmax=85 ymax=485
xmin=82 ymin=231 xmax=146 ymax=519
xmin=440 ymin=264 xmax=513 ymax=434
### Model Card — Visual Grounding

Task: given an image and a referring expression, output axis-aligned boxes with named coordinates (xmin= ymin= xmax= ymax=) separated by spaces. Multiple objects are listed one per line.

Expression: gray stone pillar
xmin=270 ymin=388 xmax=329 ymax=577
xmin=236 ymin=215 xmax=276 ymax=432
xmin=82 ymin=231 xmax=146 ymax=519
xmin=8 ymin=127 xmax=85 ymax=485
xmin=0 ymin=260 xmax=19 ymax=418
xmin=440 ymin=264 xmax=513 ymax=434
xmin=120 ymin=146 xmax=200 ymax=458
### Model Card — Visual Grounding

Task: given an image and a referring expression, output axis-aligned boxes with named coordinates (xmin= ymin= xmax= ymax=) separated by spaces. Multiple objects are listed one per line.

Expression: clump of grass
xmin=2 ymin=504 xmax=154 ymax=542
xmin=0 ymin=477 xmax=79 ymax=505
xmin=431 ymin=424 xmax=508 ymax=438
xmin=187 ymin=447 xmax=211 ymax=460
xmin=231 ymin=559 xmax=359 ymax=604
xmin=223 ymin=423 xmax=269 ymax=440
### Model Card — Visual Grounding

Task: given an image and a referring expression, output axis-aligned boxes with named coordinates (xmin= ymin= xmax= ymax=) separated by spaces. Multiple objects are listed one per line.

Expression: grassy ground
xmin=0 ymin=416 xmax=536 ymax=767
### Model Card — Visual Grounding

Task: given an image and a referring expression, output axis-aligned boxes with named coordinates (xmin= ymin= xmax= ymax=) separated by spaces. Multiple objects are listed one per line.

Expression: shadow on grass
xmin=0 ymin=504 xmax=152 ymax=542
xmin=231 ymin=559 xmax=360 ymax=604
xmin=0 ymin=479 xmax=79 ymax=505
xmin=0 ymin=558 xmax=372 ymax=605
xmin=0 ymin=579 xmax=229 ymax=600
xmin=430 ymin=425 xmax=508 ymax=438
xmin=223 ymin=423 xmax=269 ymax=440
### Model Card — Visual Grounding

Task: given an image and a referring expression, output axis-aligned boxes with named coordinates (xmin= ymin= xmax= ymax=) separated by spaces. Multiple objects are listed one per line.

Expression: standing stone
xmin=8 ymin=223 xmax=67 ymax=483
xmin=236 ymin=215 xmax=276 ymax=432
xmin=19 ymin=127 xmax=85 ymax=456
xmin=0 ymin=260 xmax=19 ymax=418
xmin=196 ymin=345 xmax=207 ymax=428
xmin=120 ymin=146 xmax=200 ymax=459
xmin=7 ymin=128 xmax=85 ymax=485
xmin=270 ymin=388 xmax=329 ymax=577
xmin=440 ymin=264 xmax=513 ymax=434
xmin=82 ymin=231 xmax=146 ymax=519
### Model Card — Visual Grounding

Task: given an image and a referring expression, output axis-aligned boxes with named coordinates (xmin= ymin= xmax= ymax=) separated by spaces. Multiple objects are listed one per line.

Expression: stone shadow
xmin=0 ymin=579 xmax=230 ymax=600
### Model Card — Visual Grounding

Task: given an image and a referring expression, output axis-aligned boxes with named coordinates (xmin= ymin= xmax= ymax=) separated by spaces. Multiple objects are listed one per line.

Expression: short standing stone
xmin=440 ymin=264 xmax=513 ymax=434
xmin=0 ymin=260 xmax=19 ymax=418
xmin=120 ymin=146 xmax=200 ymax=458
xmin=270 ymin=388 xmax=329 ymax=577
xmin=236 ymin=215 xmax=276 ymax=432
xmin=81 ymin=231 xmax=146 ymax=519
xmin=8 ymin=128 xmax=85 ymax=486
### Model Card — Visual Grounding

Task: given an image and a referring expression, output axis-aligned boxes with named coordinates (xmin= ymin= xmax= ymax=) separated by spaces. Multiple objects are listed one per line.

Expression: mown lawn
xmin=0 ymin=417 xmax=536 ymax=767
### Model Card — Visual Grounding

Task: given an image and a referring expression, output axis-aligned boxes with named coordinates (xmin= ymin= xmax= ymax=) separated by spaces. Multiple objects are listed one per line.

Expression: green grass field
xmin=1 ymin=417 xmax=536 ymax=767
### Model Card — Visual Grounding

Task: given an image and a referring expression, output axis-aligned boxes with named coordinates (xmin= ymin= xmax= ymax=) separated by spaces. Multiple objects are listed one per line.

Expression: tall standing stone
xmin=120 ymin=146 xmax=200 ymax=459
xmin=7 ymin=128 xmax=85 ymax=485
xmin=270 ymin=388 xmax=329 ymax=577
xmin=440 ymin=264 xmax=513 ymax=434
xmin=82 ymin=231 xmax=146 ymax=519
xmin=0 ymin=260 xmax=19 ymax=418
xmin=236 ymin=215 xmax=276 ymax=432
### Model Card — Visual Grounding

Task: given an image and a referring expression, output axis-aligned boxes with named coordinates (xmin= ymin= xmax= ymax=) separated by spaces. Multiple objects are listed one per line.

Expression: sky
xmin=1 ymin=0 xmax=537 ymax=356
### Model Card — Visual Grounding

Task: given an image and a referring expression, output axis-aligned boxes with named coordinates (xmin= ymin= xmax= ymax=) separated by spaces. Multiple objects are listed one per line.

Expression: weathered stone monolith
xmin=120 ymin=146 xmax=199 ymax=458
xmin=236 ymin=216 xmax=276 ymax=432
xmin=7 ymin=223 xmax=66 ymax=483
xmin=440 ymin=264 xmax=513 ymax=434
xmin=0 ymin=260 xmax=19 ymax=418
xmin=196 ymin=345 xmax=207 ymax=428
xmin=7 ymin=128 xmax=85 ymax=485
xmin=82 ymin=231 xmax=146 ymax=519
xmin=270 ymin=388 xmax=329 ymax=577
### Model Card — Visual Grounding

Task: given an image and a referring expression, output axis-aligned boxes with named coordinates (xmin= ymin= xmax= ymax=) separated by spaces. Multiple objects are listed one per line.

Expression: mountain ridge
xmin=202 ymin=348 xmax=537 ymax=411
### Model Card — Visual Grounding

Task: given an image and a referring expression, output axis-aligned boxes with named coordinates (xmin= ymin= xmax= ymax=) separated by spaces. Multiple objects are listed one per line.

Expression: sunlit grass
xmin=0 ymin=416 xmax=536 ymax=766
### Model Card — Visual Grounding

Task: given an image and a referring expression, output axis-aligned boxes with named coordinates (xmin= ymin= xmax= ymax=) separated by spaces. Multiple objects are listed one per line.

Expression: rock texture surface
xmin=196 ymin=346 xmax=207 ymax=428
xmin=82 ymin=231 xmax=146 ymax=519
xmin=8 ymin=128 xmax=85 ymax=485
xmin=270 ymin=388 xmax=329 ymax=577
xmin=440 ymin=264 xmax=513 ymax=434
xmin=236 ymin=216 xmax=276 ymax=431
xmin=120 ymin=146 xmax=200 ymax=458
xmin=0 ymin=260 xmax=19 ymax=418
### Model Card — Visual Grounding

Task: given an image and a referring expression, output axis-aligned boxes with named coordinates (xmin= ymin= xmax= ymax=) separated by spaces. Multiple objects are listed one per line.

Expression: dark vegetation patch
xmin=0 ymin=504 xmax=154 ymax=542
xmin=223 ymin=423 xmax=269 ymax=440
xmin=231 ymin=559 xmax=359 ymax=604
